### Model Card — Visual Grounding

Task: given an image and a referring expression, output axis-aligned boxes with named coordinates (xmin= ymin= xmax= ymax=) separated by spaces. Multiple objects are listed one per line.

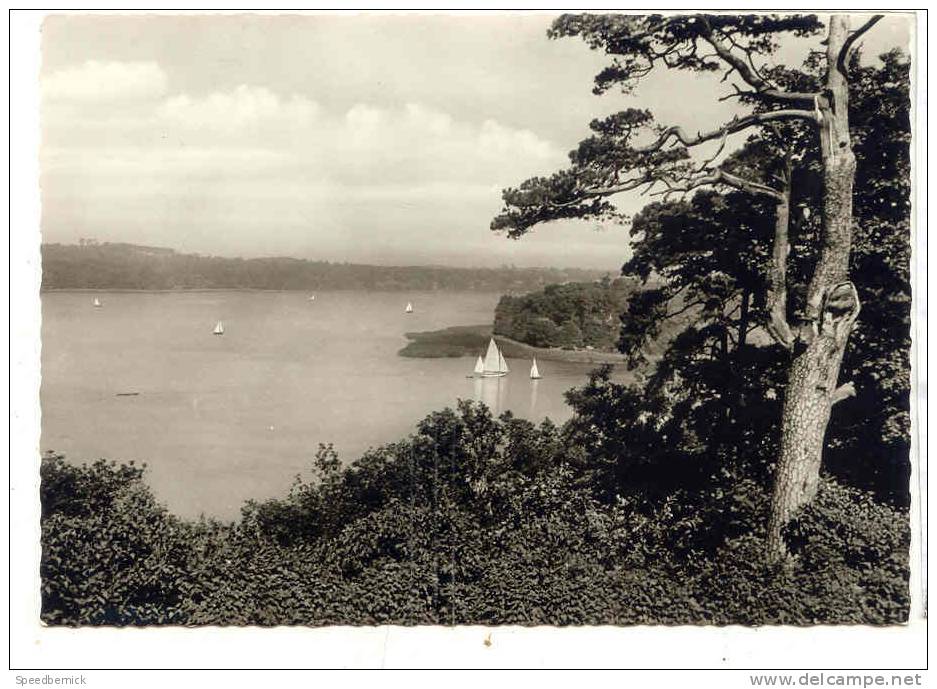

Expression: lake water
xmin=41 ymin=291 xmax=610 ymax=520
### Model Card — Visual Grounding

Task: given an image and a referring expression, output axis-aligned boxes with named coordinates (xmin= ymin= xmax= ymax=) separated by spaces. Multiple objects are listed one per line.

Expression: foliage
xmin=490 ymin=12 xmax=912 ymax=510
xmin=40 ymin=242 xmax=607 ymax=293
xmin=40 ymin=398 xmax=910 ymax=626
xmin=825 ymin=51 xmax=912 ymax=503
xmin=38 ymin=17 xmax=912 ymax=629
xmin=610 ymin=50 xmax=912 ymax=507
xmin=40 ymin=453 xmax=194 ymax=625
xmin=494 ymin=277 xmax=636 ymax=350
xmin=491 ymin=14 xmax=824 ymax=238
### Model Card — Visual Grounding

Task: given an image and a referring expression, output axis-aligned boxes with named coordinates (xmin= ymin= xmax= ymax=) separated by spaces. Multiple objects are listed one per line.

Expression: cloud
xmin=309 ymin=101 xmax=564 ymax=186
xmin=478 ymin=118 xmax=557 ymax=161
xmin=158 ymin=85 xmax=318 ymax=133
xmin=151 ymin=88 xmax=561 ymax=184
xmin=48 ymin=79 xmax=565 ymax=188
xmin=42 ymin=60 xmax=168 ymax=102
xmin=42 ymin=77 xmax=577 ymax=265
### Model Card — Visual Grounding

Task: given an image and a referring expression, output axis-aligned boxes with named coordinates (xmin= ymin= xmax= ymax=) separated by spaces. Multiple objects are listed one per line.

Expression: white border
xmin=6 ymin=5 xmax=929 ymax=677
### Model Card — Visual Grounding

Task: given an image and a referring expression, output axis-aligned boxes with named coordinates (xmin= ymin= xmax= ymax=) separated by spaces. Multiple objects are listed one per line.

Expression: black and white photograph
xmin=8 ymin=7 xmax=927 ymax=673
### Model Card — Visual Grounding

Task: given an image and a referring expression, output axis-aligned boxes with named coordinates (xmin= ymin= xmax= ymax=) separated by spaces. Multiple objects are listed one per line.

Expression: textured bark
xmin=765 ymin=16 xmax=863 ymax=561
xmin=766 ymin=283 xmax=860 ymax=557
xmin=765 ymin=164 xmax=795 ymax=349
xmin=805 ymin=18 xmax=860 ymax=323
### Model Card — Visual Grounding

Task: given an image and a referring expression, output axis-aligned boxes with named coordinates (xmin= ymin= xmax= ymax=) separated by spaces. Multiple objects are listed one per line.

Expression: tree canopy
xmin=491 ymin=14 xmax=886 ymax=245
xmin=492 ymin=14 xmax=906 ymax=560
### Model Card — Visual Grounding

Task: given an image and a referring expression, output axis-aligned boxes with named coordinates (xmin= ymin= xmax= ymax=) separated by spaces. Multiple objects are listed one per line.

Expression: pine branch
xmin=637 ymin=109 xmax=818 ymax=153
xmin=836 ymin=15 xmax=884 ymax=75
xmin=698 ymin=16 xmax=820 ymax=105
xmin=653 ymin=167 xmax=784 ymax=201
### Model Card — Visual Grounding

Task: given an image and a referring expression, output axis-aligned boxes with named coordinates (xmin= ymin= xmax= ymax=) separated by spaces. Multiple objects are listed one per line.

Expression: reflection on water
xmin=472 ymin=377 xmax=484 ymax=408
xmin=473 ymin=375 xmax=541 ymax=419
xmin=473 ymin=376 xmax=508 ymax=415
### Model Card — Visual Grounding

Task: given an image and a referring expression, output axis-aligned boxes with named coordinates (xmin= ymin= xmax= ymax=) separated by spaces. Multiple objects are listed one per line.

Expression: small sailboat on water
xmin=467 ymin=355 xmax=485 ymax=378
xmin=469 ymin=338 xmax=509 ymax=378
xmin=405 ymin=302 xmax=414 ymax=314
xmin=530 ymin=357 xmax=542 ymax=380
xmin=92 ymin=297 xmax=102 ymax=308
xmin=213 ymin=321 xmax=225 ymax=336
xmin=308 ymin=295 xmax=316 ymax=302
xmin=498 ymin=349 xmax=509 ymax=375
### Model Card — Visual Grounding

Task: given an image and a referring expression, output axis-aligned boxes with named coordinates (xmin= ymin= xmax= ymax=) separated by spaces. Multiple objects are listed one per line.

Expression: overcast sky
xmin=40 ymin=13 xmax=912 ymax=269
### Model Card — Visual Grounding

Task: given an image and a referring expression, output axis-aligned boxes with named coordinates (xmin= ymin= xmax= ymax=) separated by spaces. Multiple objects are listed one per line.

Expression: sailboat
xmin=498 ymin=349 xmax=510 ymax=375
xmin=92 ymin=297 xmax=102 ymax=308
xmin=471 ymin=338 xmax=509 ymax=377
xmin=405 ymin=302 xmax=413 ymax=314
xmin=467 ymin=355 xmax=485 ymax=378
xmin=530 ymin=357 xmax=542 ymax=380
xmin=308 ymin=295 xmax=316 ymax=302
xmin=213 ymin=321 xmax=225 ymax=336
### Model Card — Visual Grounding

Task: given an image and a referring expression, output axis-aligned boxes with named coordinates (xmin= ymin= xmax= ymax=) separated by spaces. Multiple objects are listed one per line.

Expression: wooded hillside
xmin=493 ymin=277 xmax=638 ymax=350
xmin=41 ymin=242 xmax=608 ymax=293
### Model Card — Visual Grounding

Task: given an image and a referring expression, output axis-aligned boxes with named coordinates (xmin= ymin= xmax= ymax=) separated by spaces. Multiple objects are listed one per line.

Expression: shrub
xmin=38 ymin=404 xmax=911 ymax=626
xmin=40 ymin=454 xmax=194 ymax=625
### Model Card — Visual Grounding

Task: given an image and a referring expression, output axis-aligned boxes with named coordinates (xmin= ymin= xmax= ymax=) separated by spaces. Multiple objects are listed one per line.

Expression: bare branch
xmin=652 ymin=167 xmax=784 ymax=201
xmin=695 ymin=130 xmax=729 ymax=172
xmin=830 ymin=381 xmax=856 ymax=405
xmin=637 ymin=109 xmax=818 ymax=153
xmin=722 ymin=30 xmax=777 ymax=88
xmin=698 ymin=17 xmax=820 ymax=105
xmin=573 ymin=176 xmax=655 ymax=201
xmin=526 ymin=173 xmax=656 ymax=214
xmin=718 ymin=83 xmax=755 ymax=102
xmin=664 ymin=299 xmax=705 ymax=321
xmin=837 ymin=15 xmax=884 ymax=75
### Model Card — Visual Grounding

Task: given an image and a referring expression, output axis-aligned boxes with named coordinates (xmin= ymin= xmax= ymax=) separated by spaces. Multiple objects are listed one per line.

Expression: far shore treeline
xmin=40 ymin=242 xmax=609 ymax=293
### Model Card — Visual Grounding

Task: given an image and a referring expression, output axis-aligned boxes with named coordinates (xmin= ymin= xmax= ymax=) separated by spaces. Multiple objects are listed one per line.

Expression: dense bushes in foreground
xmin=40 ymin=392 xmax=910 ymax=627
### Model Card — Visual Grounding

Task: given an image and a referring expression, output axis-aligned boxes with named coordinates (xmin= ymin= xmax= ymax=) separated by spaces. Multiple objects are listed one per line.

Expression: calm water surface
xmin=41 ymin=291 xmax=612 ymax=519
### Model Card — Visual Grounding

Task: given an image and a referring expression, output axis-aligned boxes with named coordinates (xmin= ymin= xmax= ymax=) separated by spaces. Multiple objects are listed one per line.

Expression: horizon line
xmin=42 ymin=240 xmax=622 ymax=274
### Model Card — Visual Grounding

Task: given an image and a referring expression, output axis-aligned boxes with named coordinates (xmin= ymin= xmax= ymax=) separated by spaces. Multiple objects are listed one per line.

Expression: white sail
xmin=213 ymin=321 xmax=224 ymax=335
xmin=405 ymin=302 xmax=413 ymax=313
xmin=476 ymin=338 xmax=509 ymax=377
xmin=530 ymin=358 xmax=541 ymax=379
xmin=482 ymin=338 xmax=501 ymax=373
xmin=92 ymin=298 xmax=102 ymax=307
xmin=308 ymin=295 xmax=316 ymax=301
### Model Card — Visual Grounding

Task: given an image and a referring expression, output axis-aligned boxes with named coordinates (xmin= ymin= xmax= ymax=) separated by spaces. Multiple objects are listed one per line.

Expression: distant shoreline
xmin=41 ymin=242 xmax=613 ymax=294
xmin=398 ymin=324 xmax=628 ymax=364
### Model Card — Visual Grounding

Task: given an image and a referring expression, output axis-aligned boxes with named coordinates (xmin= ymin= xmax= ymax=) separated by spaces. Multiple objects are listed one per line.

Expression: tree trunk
xmin=765 ymin=16 xmax=862 ymax=561
xmin=766 ymin=160 xmax=794 ymax=349
xmin=737 ymin=288 xmax=751 ymax=350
